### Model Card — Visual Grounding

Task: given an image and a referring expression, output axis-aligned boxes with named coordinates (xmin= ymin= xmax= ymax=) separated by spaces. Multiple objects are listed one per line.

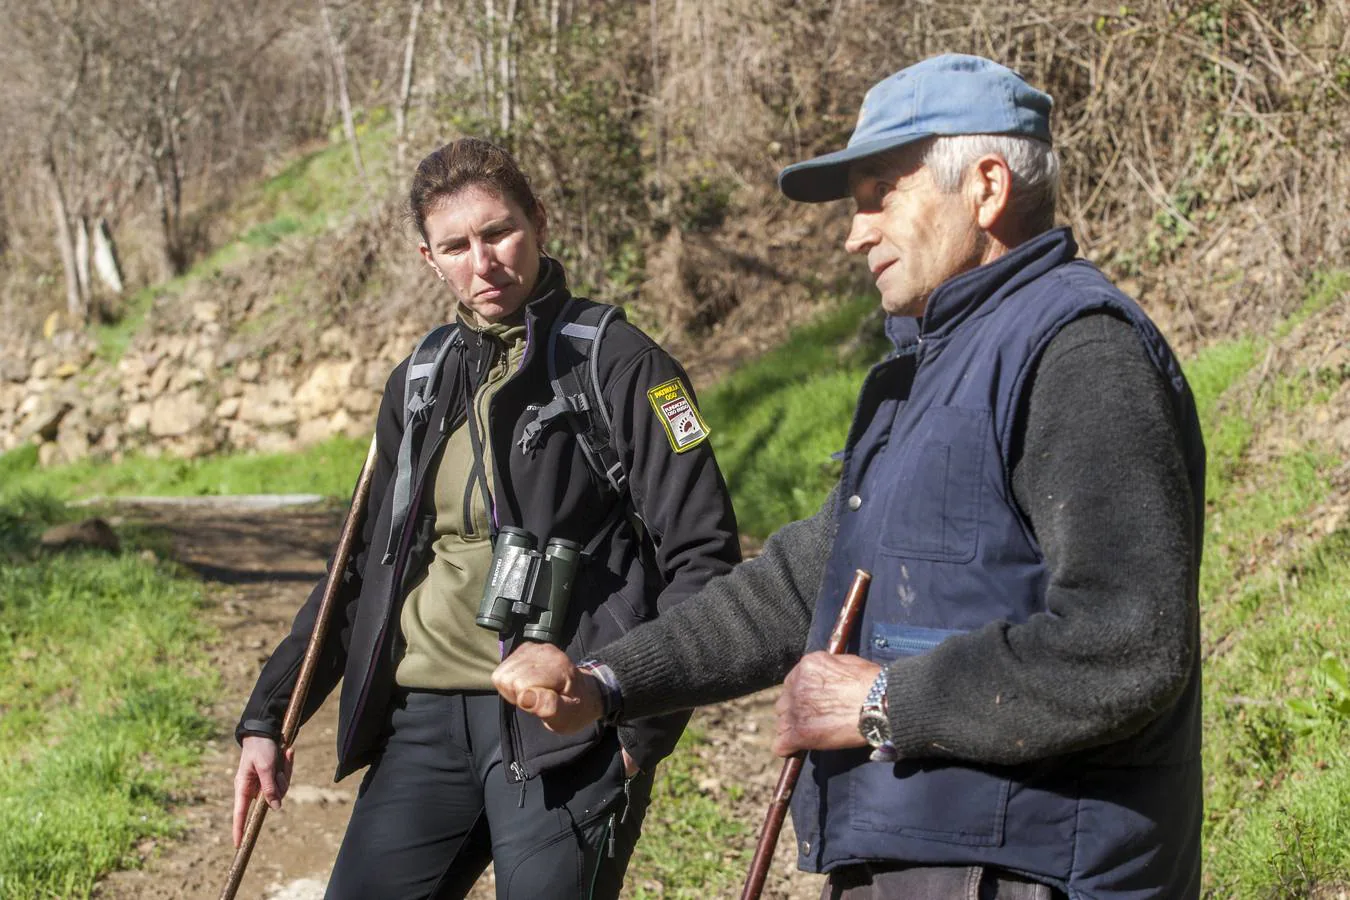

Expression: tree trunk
xmin=92 ymin=218 xmax=125 ymax=295
xmin=482 ymin=0 xmax=497 ymax=126
xmin=498 ymin=0 xmax=518 ymax=138
xmin=42 ymin=152 xmax=85 ymax=324
xmin=321 ymin=3 xmax=372 ymax=202
xmin=395 ymin=0 xmax=424 ymax=170
xmin=74 ymin=215 xmax=92 ymax=304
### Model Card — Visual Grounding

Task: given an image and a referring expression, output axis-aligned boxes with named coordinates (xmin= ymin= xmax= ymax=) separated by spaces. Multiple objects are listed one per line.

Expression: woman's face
xmin=419 ymin=185 xmax=546 ymax=325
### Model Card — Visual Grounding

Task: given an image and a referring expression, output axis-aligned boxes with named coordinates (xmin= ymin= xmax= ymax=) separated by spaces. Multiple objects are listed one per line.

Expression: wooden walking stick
xmin=218 ymin=434 xmax=380 ymax=900
xmin=740 ymin=568 xmax=871 ymax=900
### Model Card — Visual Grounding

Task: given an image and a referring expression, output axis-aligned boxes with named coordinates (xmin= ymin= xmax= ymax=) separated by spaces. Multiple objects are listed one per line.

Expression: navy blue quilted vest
xmin=791 ymin=228 xmax=1205 ymax=899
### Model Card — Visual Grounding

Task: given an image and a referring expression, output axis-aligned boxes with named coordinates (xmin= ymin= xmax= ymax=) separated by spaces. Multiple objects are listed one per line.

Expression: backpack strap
xmin=516 ymin=298 xmax=629 ymax=497
xmin=382 ymin=323 xmax=461 ymax=565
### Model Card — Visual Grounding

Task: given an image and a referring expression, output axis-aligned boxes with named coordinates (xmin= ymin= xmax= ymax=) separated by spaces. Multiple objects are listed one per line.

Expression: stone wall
xmin=0 ymin=301 xmax=430 ymax=465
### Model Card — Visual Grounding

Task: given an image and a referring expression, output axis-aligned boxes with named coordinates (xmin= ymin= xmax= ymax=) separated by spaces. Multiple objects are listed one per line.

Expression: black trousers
xmin=326 ymin=690 xmax=653 ymax=900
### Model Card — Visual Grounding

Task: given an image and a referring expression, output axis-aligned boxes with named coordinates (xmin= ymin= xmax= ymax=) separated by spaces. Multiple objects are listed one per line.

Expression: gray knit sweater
xmin=594 ymin=313 xmax=1198 ymax=765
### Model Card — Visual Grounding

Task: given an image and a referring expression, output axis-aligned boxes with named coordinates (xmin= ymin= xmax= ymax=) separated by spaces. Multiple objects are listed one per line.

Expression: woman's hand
xmin=232 ymin=736 xmax=295 ymax=847
xmin=493 ymin=642 xmax=605 ymax=735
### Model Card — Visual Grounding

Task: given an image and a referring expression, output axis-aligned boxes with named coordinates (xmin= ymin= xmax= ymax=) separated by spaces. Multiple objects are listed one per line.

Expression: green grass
xmin=0 ymin=436 xmax=369 ymax=501
xmin=702 ymin=296 xmax=887 ymax=537
xmin=1202 ymin=527 xmax=1350 ymax=896
xmin=1190 ymin=271 xmax=1350 ymax=896
xmin=0 ymin=490 xmax=216 ymax=898
xmin=627 ymin=727 xmax=749 ymax=898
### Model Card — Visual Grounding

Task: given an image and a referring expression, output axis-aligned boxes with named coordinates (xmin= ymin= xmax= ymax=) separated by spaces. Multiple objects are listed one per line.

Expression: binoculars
xmin=476 ymin=527 xmax=582 ymax=644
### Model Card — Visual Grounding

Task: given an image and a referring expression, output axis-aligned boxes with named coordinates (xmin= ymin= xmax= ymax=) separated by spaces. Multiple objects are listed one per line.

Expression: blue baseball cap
xmin=778 ymin=54 xmax=1053 ymax=203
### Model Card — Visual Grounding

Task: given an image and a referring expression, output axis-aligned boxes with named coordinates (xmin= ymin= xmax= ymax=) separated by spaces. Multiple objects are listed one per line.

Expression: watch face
xmin=859 ymin=712 xmax=890 ymax=748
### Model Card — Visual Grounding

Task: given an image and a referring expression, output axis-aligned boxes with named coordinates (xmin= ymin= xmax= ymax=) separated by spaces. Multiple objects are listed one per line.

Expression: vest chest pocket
xmin=877 ymin=406 xmax=989 ymax=563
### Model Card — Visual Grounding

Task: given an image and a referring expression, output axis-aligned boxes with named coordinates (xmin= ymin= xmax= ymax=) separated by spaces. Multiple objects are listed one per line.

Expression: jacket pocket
xmin=877 ymin=406 xmax=988 ymax=564
xmin=852 ymin=621 xmax=1010 ymax=847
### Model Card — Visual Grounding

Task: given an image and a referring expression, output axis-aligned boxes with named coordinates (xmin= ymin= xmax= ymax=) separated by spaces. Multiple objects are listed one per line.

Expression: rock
xmin=95 ymin=423 xmax=123 ymax=455
xmin=52 ymin=361 xmax=81 ymax=379
xmin=126 ymin=402 xmax=153 ymax=432
xmin=192 ymin=301 xmax=220 ymax=323
xmin=238 ymin=359 xmax=262 ymax=382
xmin=0 ymin=353 xmax=28 ymax=382
xmin=37 ymin=441 xmax=61 ymax=467
xmin=191 ymin=347 xmax=217 ymax=371
xmin=116 ymin=354 xmax=149 ymax=378
xmin=252 ymin=430 xmax=296 ymax=454
xmin=89 ymin=390 xmax=121 ymax=419
xmin=296 ymin=416 xmax=335 ymax=447
xmin=165 ymin=434 xmax=216 ymax=458
xmin=283 ymin=785 xmax=348 ymax=805
xmin=237 ymin=381 xmax=296 ymax=427
xmin=148 ymin=364 xmax=173 ymax=397
xmin=294 ymin=361 xmax=356 ymax=418
xmin=56 ymin=423 xmax=91 ymax=463
xmin=319 ymin=326 xmax=351 ymax=353
xmin=168 ymin=367 xmax=206 ymax=392
xmin=30 ymin=356 xmax=55 ymax=379
xmin=149 ymin=390 xmax=209 ymax=437
xmin=220 ymin=377 xmax=244 ymax=398
xmin=40 ymin=518 xmax=120 ymax=553
xmin=224 ymin=420 xmax=259 ymax=450
xmin=215 ymin=397 xmax=242 ymax=419
xmin=22 ymin=398 xmax=71 ymax=442
xmin=331 ymin=407 xmax=366 ymax=439
xmin=342 ymin=389 xmax=379 ymax=416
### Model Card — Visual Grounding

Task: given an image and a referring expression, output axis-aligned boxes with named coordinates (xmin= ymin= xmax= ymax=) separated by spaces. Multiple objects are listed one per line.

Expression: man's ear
xmin=969 ymin=154 xmax=1012 ymax=231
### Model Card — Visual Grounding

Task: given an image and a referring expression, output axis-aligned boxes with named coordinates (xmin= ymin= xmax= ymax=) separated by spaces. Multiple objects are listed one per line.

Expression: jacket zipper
xmin=462 ymin=335 xmax=499 ymax=538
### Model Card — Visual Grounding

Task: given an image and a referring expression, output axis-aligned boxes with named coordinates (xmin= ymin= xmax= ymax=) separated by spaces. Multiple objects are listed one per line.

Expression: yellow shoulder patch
xmin=647 ymin=378 xmax=711 ymax=453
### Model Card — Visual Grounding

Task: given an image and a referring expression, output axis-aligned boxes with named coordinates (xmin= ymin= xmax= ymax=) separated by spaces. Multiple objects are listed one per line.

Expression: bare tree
xmin=395 ymin=0 xmax=425 ymax=170
xmin=321 ymin=1 xmax=374 ymax=203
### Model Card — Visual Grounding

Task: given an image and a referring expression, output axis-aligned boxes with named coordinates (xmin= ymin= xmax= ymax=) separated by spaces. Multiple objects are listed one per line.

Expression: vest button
xmin=847 ymin=494 xmax=862 ymax=511
xmin=799 ymin=840 xmax=811 ymax=855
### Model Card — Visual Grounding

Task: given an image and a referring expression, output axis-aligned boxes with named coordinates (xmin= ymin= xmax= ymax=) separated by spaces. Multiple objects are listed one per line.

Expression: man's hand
xmin=772 ymin=651 xmax=881 ymax=757
xmin=232 ymin=736 xmax=294 ymax=847
xmin=493 ymin=642 xmax=605 ymax=736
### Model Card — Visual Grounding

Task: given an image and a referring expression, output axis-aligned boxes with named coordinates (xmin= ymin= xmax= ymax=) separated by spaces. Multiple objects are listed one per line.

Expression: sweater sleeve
xmin=882 ymin=313 xmax=1199 ymax=764
xmin=592 ymin=488 xmax=839 ymax=719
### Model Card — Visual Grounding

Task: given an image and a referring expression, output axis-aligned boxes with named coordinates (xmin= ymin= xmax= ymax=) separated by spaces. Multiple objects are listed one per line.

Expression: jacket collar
xmin=456 ymin=255 xmax=572 ymax=362
xmin=886 ymin=227 xmax=1078 ymax=352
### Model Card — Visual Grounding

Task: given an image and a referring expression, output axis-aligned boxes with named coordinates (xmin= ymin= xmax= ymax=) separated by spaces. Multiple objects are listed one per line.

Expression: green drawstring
xmin=587 ymin=813 xmax=616 ymax=900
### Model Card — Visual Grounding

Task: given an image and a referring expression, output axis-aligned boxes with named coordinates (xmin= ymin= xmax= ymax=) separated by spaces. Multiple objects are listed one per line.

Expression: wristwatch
xmin=858 ymin=667 xmax=898 ymax=762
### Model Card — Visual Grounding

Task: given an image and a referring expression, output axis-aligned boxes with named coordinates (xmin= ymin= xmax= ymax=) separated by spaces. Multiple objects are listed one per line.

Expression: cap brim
xmin=778 ymin=133 xmax=933 ymax=202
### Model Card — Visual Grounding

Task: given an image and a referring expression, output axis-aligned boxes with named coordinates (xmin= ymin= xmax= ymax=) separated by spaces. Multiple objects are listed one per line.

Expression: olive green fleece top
xmin=394 ymin=313 xmax=527 ymax=691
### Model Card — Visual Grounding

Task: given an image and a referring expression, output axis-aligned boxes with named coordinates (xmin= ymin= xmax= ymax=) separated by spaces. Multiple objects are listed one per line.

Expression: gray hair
xmin=921 ymin=135 xmax=1060 ymax=233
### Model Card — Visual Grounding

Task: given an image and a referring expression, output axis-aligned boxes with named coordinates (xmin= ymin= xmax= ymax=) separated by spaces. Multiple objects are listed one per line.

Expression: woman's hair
xmin=408 ymin=138 xmax=542 ymax=241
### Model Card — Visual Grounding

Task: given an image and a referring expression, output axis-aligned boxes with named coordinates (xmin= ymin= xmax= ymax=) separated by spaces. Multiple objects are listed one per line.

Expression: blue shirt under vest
xmin=792 ymin=228 xmax=1205 ymax=899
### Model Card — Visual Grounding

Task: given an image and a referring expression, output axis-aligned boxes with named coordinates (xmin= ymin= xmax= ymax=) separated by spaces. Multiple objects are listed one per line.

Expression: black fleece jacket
xmin=593 ymin=312 xmax=1198 ymax=765
xmin=237 ymin=259 xmax=740 ymax=779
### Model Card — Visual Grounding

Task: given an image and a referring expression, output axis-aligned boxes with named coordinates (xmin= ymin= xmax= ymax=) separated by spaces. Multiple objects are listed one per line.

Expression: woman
xmin=231 ymin=138 xmax=740 ymax=899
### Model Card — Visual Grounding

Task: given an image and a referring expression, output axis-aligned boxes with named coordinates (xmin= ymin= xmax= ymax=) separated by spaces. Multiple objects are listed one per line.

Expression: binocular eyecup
xmin=476 ymin=526 xmax=582 ymax=645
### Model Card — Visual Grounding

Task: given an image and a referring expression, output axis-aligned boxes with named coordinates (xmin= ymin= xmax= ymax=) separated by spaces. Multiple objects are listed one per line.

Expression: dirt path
xmin=92 ymin=502 xmax=823 ymax=900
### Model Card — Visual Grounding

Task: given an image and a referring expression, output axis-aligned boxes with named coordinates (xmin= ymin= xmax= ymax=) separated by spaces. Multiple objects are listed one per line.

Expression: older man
xmin=494 ymin=54 xmax=1204 ymax=899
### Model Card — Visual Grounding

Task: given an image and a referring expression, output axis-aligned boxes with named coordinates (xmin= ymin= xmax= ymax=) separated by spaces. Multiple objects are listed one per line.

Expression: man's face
xmin=844 ymin=146 xmax=985 ymax=318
